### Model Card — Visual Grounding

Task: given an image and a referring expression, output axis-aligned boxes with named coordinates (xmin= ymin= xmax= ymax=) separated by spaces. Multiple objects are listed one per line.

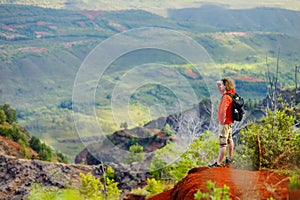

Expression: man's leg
xmin=228 ymin=141 xmax=234 ymax=160
xmin=227 ymin=124 xmax=234 ymax=160
xmin=217 ymin=124 xmax=229 ymax=164
xmin=217 ymin=146 xmax=226 ymax=164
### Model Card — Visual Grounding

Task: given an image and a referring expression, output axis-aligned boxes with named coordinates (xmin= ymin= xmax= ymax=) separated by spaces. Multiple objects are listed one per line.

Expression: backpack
xmin=227 ymin=93 xmax=245 ymax=122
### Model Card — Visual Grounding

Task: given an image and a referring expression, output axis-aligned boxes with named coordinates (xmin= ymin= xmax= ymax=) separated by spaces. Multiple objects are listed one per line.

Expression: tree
xmin=38 ymin=143 xmax=52 ymax=161
xmin=0 ymin=110 xmax=6 ymax=123
xmin=30 ymin=136 xmax=42 ymax=152
xmin=30 ymin=136 xmax=53 ymax=161
xmin=0 ymin=104 xmax=17 ymax=123
xmin=162 ymin=123 xmax=174 ymax=136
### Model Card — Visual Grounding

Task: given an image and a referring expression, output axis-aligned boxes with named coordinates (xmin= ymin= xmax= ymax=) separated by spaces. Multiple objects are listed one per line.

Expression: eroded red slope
xmin=148 ymin=167 xmax=293 ymax=200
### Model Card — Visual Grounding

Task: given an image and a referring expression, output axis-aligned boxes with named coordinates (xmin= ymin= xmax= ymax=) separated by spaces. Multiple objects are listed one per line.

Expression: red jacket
xmin=218 ymin=89 xmax=235 ymax=125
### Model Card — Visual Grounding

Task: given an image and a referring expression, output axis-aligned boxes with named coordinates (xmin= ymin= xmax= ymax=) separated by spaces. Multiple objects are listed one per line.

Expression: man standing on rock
xmin=209 ymin=77 xmax=235 ymax=167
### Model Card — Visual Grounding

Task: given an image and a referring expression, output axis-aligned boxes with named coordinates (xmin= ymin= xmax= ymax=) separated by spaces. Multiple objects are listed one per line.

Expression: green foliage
xmin=237 ymin=107 xmax=300 ymax=170
xmin=80 ymin=172 xmax=121 ymax=200
xmin=28 ymin=183 xmax=84 ymax=200
xmin=9 ymin=123 xmax=28 ymax=146
xmin=56 ymin=151 xmax=68 ymax=163
xmin=0 ymin=104 xmax=17 ymax=124
xmin=194 ymin=181 xmax=230 ymax=200
xmin=0 ymin=109 xmax=6 ymax=123
xmin=150 ymin=131 xmax=219 ymax=181
xmin=80 ymin=173 xmax=103 ymax=198
xmin=30 ymin=136 xmax=52 ymax=162
xmin=105 ymin=166 xmax=115 ymax=180
xmin=0 ymin=125 xmax=10 ymax=138
xmin=144 ymin=178 xmax=164 ymax=196
xmin=162 ymin=123 xmax=174 ymax=136
xmin=29 ymin=136 xmax=42 ymax=152
xmin=0 ymin=123 xmax=29 ymax=148
xmin=124 ymin=144 xmax=145 ymax=164
xmin=39 ymin=143 xmax=53 ymax=161
xmin=103 ymin=177 xmax=121 ymax=200
xmin=289 ymin=174 xmax=300 ymax=190
xmin=27 ymin=183 xmax=59 ymax=200
xmin=28 ymin=172 xmax=121 ymax=200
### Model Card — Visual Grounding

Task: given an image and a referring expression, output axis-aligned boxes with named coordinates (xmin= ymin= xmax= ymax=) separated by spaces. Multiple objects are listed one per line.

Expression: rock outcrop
xmin=0 ymin=154 xmax=149 ymax=200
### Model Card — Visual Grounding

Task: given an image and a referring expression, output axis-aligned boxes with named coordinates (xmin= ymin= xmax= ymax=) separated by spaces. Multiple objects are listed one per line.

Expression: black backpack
xmin=227 ymin=93 xmax=245 ymax=122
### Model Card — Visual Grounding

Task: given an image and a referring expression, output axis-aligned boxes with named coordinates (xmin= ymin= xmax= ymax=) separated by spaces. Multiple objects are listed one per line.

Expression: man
xmin=209 ymin=77 xmax=235 ymax=167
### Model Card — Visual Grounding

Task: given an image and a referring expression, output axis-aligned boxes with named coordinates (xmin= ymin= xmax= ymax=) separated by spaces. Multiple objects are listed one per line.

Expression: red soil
xmin=185 ymin=69 xmax=199 ymax=79
xmin=148 ymin=167 xmax=294 ymax=200
xmin=37 ymin=21 xmax=49 ymax=25
xmin=79 ymin=10 xmax=103 ymax=20
xmin=233 ymin=75 xmax=264 ymax=82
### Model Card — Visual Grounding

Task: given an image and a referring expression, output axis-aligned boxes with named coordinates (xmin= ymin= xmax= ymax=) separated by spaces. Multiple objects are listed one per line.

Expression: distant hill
xmin=2 ymin=0 xmax=300 ymax=16
xmin=168 ymin=5 xmax=300 ymax=36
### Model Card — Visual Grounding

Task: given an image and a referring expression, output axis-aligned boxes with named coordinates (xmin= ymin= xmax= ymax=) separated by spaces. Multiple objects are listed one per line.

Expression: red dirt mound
xmin=148 ymin=167 xmax=294 ymax=200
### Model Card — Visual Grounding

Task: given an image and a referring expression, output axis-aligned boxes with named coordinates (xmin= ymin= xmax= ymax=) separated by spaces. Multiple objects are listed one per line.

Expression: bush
xmin=27 ymin=183 xmax=84 ymax=200
xmin=144 ymin=178 xmax=164 ymax=196
xmin=80 ymin=173 xmax=103 ymax=198
xmin=162 ymin=123 xmax=174 ymax=136
xmin=56 ymin=151 xmax=68 ymax=163
xmin=124 ymin=144 xmax=144 ymax=164
xmin=80 ymin=172 xmax=121 ymax=200
xmin=289 ymin=174 xmax=300 ymax=190
xmin=29 ymin=136 xmax=53 ymax=162
xmin=0 ymin=110 xmax=6 ymax=123
xmin=0 ymin=104 xmax=17 ymax=124
xmin=194 ymin=181 xmax=230 ymax=200
xmin=150 ymin=131 xmax=219 ymax=180
xmin=237 ymin=107 xmax=300 ymax=170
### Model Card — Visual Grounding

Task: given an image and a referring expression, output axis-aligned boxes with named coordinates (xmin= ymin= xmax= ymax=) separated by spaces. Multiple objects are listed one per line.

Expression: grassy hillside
xmin=0 ymin=4 xmax=299 ymax=161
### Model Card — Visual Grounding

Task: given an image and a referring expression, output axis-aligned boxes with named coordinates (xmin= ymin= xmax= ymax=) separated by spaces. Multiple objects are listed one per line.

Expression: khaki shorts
xmin=219 ymin=124 xmax=233 ymax=147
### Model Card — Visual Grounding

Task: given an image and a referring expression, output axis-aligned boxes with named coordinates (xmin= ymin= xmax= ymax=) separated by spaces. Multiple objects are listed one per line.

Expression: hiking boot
xmin=208 ymin=162 xmax=221 ymax=168
xmin=225 ymin=157 xmax=233 ymax=164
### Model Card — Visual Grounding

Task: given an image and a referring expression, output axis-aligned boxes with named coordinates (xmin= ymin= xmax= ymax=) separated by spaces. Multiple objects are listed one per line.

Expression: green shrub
xmin=144 ymin=178 xmax=164 ymax=196
xmin=27 ymin=183 xmax=84 ymax=200
xmin=0 ymin=104 xmax=17 ymax=123
xmin=27 ymin=183 xmax=60 ymax=200
xmin=289 ymin=174 xmax=300 ymax=190
xmin=237 ymin=107 xmax=300 ymax=170
xmin=30 ymin=136 xmax=53 ymax=162
xmin=80 ymin=173 xmax=103 ymax=198
xmin=56 ymin=151 xmax=68 ymax=163
xmin=104 ymin=177 xmax=121 ymax=200
xmin=105 ymin=166 xmax=115 ymax=180
xmin=0 ymin=110 xmax=6 ymax=123
xmin=150 ymin=131 xmax=219 ymax=181
xmin=124 ymin=144 xmax=144 ymax=164
xmin=162 ymin=123 xmax=174 ymax=136
xmin=194 ymin=181 xmax=230 ymax=200
xmin=80 ymin=172 xmax=121 ymax=200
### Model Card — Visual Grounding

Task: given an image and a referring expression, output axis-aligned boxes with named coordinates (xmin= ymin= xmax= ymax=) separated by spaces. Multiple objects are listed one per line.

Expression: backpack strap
xmin=225 ymin=93 xmax=235 ymax=99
